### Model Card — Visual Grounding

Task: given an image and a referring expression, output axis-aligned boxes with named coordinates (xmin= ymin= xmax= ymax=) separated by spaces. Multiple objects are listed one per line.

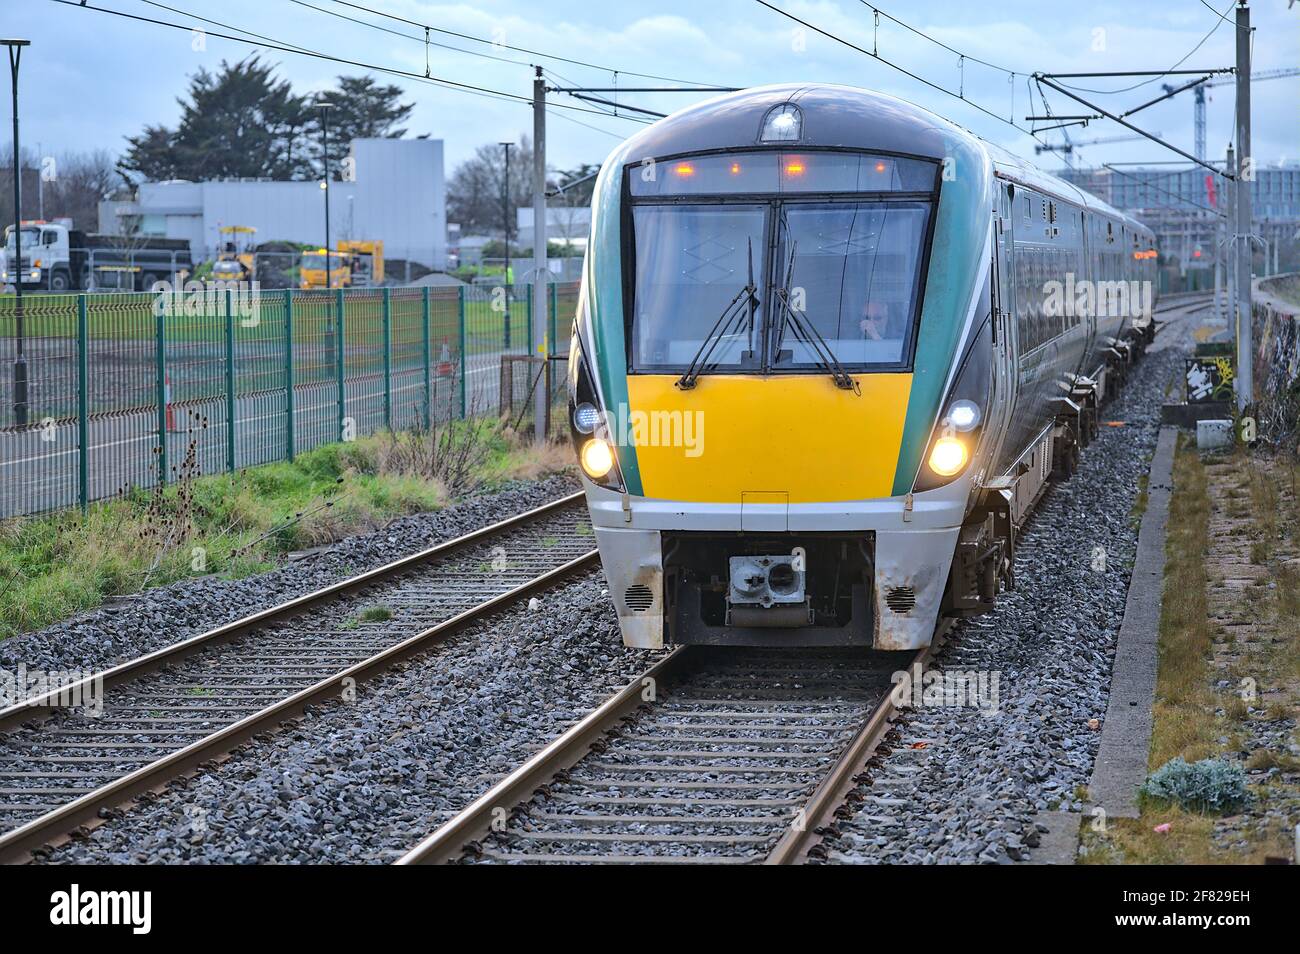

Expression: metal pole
xmin=381 ymin=286 xmax=392 ymax=430
xmin=336 ymin=286 xmax=346 ymax=441
xmin=4 ymin=39 xmax=30 ymax=428
xmin=77 ymin=293 xmax=88 ymax=511
xmin=532 ymin=67 xmax=548 ymax=445
xmin=421 ymin=285 xmax=432 ymax=428
xmin=500 ymin=141 xmax=512 ymax=351
xmin=319 ymin=101 xmax=333 ymax=287
xmin=284 ymin=288 xmax=295 ymax=460
xmin=155 ymin=302 xmax=167 ymax=486
xmin=1224 ymin=147 xmax=1234 ymax=327
xmin=1234 ymin=0 xmax=1252 ymax=413
xmin=457 ymin=285 xmax=467 ymax=419
xmin=225 ymin=288 xmax=236 ymax=472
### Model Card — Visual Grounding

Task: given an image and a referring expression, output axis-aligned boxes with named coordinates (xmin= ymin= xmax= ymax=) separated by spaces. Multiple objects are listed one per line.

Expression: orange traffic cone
xmin=165 ymin=374 xmax=179 ymax=432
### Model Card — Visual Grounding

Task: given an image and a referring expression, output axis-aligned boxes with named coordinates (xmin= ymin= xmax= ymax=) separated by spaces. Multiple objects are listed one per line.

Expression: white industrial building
xmin=99 ymin=138 xmax=447 ymax=268
xmin=515 ymin=205 xmax=591 ymax=252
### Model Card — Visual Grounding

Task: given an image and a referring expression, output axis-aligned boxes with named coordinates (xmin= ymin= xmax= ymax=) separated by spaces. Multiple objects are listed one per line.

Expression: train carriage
xmin=567 ymin=84 xmax=1157 ymax=651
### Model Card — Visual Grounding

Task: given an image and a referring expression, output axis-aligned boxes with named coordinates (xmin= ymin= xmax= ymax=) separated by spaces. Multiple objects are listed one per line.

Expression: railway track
xmin=398 ymin=631 xmax=946 ymax=865
xmin=0 ymin=492 xmax=595 ymax=863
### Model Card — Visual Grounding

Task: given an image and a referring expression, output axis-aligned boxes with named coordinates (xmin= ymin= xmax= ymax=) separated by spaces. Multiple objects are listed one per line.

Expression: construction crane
xmin=1034 ymin=133 xmax=1152 ymax=155
xmin=1163 ymin=68 xmax=1300 ymax=162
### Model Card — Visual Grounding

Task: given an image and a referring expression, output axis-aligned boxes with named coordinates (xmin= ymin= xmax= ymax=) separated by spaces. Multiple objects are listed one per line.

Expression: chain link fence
xmin=0 ymin=281 xmax=576 ymax=518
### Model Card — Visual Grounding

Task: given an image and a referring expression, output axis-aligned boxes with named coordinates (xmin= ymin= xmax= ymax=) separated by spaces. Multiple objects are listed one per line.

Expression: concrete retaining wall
xmin=1252 ymin=272 xmax=1300 ymax=443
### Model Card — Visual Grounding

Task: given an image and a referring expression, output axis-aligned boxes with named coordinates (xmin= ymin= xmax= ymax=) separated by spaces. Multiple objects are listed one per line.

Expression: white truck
xmin=2 ymin=221 xmax=193 ymax=292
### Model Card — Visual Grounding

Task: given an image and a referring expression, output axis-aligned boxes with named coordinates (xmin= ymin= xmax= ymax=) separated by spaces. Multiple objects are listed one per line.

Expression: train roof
xmin=616 ymin=83 xmax=1151 ymax=238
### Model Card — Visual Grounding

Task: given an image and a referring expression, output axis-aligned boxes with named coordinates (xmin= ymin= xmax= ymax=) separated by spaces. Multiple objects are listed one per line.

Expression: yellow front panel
xmin=624 ymin=373 xmax=913 ymax=503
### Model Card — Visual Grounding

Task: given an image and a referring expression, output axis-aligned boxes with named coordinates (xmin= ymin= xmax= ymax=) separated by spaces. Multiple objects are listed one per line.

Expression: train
xmin=566 ymin=84 xmax=1157 ymax=651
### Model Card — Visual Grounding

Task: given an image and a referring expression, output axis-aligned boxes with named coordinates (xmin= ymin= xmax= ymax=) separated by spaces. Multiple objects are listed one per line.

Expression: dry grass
xmin=1084 ymin=806 xmax=1289 ymax=866
xmin=1149 ymin=438 xmax=1217 ymax=768
xmin=488 ymin=427 xmax=577 ymax=482
xmin=1088 ymin=443 xmax=1300 ymax=865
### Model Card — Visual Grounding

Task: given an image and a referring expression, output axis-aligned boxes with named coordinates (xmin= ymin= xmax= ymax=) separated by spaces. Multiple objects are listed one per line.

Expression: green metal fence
xmin=0 ymin=281 xmax=577 ymax=518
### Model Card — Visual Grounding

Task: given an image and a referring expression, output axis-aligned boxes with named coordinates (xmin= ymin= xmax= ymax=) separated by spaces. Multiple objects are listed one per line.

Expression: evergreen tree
xmin=119 ymin=60 xmax=414 ymax=183
xmin=309 ymin=76 xmax=414 ymax=180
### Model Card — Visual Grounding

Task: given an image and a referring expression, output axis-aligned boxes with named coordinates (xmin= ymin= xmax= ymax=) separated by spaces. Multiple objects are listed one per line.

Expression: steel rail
xmin=0 ymin=491 xmax=584 ymax=733
xmin=0 ymin=547 xmax=599 ymax=864
xmin=396 ymin=639 xmax=940 ymax=866
xmin=764 ymin=624 xmax=951 ymax=864
xmin=396 ymin=648 xmax=696 ymax=864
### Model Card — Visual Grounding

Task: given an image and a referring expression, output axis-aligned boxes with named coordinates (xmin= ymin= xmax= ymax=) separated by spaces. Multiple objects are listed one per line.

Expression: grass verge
xmin=0 ymin=421 xmax=573 ymax=642
xmin=1083 ymin=439 xmax=1300 ymax=864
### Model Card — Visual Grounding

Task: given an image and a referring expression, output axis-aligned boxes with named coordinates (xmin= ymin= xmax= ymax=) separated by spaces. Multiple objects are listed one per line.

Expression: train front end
xmin=569 ymin=85 xmax=998 ymax=651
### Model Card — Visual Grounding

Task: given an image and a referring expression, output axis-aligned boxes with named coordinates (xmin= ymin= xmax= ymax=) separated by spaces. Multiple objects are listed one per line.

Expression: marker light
xmin=730 ymin=162 xmax=742 ymax=175
xmin=760 ymin=103 xmax=803 ymax=142
xmin=580 ymin=438 xmax=615 ymax=479
xmin=785 ymin=161 xmax=806 ymax=176
xmin=945 ymin=399 xmax=981 ymax=432
xmin=874 ymin=161 xmax=887 ymax=173
xmin=928 ymin=436 xmax=968 ymax=477
xmin=673 ymin=163 xmax=695 ymax=177
xmin=573 ymin=402 xmax=601 ymax=434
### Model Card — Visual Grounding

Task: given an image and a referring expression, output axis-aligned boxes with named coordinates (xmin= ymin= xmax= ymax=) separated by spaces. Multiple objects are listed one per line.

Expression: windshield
xmin=303 ymin=253 xmax=344 ymax=269
xmin=771 ymin=201 xmax=930 ymax=369
xmin=631 ymin=204 xmax=766 ymax=371
xmin=4 ymin=228 xmax=39 ymax=254
xmin=627 ymin=151 xmax=936 ymax=375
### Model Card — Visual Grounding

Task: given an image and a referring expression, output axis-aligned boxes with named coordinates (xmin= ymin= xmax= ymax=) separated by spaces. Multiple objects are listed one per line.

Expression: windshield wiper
xmin=771 ymin=241 xmax=860 ymax=394
xmin=675 ymin=239 xmax=761 ymax=390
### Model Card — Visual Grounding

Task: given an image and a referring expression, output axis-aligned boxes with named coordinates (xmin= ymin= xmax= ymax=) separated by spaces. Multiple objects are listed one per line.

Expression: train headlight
xmin=945 ymin=399 xmax=981 ymax=432
xmin=760 ymin=103 xmax=803 ymax=142
xmin=580 ymin=438 xmax=615 ymax=479
xmin=573 ymin=402 xmax=600 ymax=434
xmin=928 ymin=436 xmax=968 ymax=477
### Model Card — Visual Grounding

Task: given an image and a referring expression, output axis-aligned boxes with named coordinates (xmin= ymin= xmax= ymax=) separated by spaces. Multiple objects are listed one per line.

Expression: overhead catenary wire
xmin=308 ymin=0 xmax=733 ymax=90
xmin=283 ymin=0 xmax=541 ymax=71
xmin=752 ymin=0 xmax=1041 ymax=140
xmin=53 ymin=0 xmax=653 ymax=124
xmin=145 ymin=0 xmax=661 ymax=131
xmin=1053 ymin=0 xmax=1236 ymax=96
xmin=855 ymin=1 xmax=1020 ymax=76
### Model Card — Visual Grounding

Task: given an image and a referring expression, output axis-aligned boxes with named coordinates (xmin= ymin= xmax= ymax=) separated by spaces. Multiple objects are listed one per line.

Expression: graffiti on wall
xmin=1251 ymin=277 xmax=1300 ymax=446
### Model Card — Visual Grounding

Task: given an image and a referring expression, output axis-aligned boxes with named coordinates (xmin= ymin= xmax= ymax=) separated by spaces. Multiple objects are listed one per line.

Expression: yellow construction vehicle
xmin=337 ymin=239 xmax=384 ymax=286
xmin=299 ymin=249 xmax=351 ymax=289
xmin=213 ymin=225 xmax=257 ymax=282
xmin=299 ymin=240 xmax=384 ymax=289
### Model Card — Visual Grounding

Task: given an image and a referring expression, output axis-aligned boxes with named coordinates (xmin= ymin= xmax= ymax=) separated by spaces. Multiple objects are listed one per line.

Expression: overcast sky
xmin=7 ymin=0 xmax=1299 ymax=178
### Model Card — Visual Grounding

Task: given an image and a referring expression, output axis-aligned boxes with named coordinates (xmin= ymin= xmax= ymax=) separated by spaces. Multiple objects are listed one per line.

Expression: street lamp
xmin=499 ymin=141 xmax=512 ymax=349
xmin=4 ymin=38 xmax=30 ymax=428
xmin=316 ymin=99 xmax=334 ymax=288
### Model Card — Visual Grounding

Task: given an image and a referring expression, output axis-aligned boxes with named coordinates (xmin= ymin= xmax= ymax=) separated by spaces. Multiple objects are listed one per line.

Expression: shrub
xmin=1140 ymin=757 xmax=1249 ymax=813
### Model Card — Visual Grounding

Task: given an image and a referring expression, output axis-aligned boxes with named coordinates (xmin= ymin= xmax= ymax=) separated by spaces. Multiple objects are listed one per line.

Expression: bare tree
xmin=447 ymin=136 xmax=538 ymax=238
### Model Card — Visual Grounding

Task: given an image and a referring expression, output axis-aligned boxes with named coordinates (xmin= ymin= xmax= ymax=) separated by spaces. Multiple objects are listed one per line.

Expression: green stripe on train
xmin=890 ymin=136 xmax=992 ymax=497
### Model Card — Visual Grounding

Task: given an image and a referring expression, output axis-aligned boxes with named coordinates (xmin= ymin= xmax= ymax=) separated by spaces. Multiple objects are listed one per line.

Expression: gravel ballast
xmin=0 ymin=475 xmax=579 ymax=680
xmin=820 ymin=338 xmax=1188 ymax=865
xmin=44 ymin=571 xmax=659 ymax=864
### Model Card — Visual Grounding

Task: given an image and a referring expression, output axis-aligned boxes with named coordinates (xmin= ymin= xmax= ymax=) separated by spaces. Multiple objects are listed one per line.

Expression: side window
xmin=41 ymin=229 xmax=57 ymax=245
xmin=1031 ymin=247 xmax=1044 ymax=350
